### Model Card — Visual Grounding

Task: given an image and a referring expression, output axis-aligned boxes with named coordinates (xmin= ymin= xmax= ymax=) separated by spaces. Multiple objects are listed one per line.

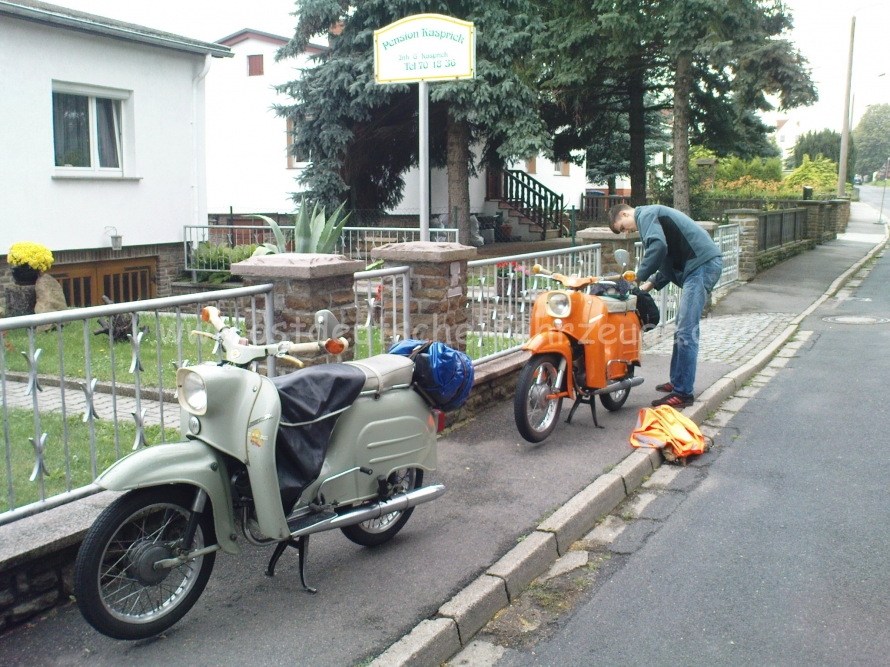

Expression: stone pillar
xmin=575 ymin=228 xmax=640 ymax=273
xmin=369 ymin=242 xmax=476 ymax=352
xmin=725 ymin=209 xmax=759 ymax=281
xmin=797 ymin=201 xmax=826 ymax=244
xmin=231 ymin=254 xmax=365 ymax=368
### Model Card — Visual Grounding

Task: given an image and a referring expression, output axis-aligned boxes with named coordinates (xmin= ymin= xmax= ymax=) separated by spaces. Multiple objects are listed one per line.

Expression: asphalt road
xmin=857 ymin=184 xmax=890 ymax=216
xmin=497 ymin=231 xmax=890 ymax=665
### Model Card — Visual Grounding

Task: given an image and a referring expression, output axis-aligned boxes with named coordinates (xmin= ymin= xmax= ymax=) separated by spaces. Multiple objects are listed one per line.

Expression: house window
xmin=286 ymin=118 xmax=310 ymax=167
xmin=526 ymin=157 xmax=537 ymax=174
xmin=248 ymin=54 xmax=264 ymax=76
xmin=554 ymin=161 xmax=570 ymax=176
xmin=53 ymin=92 xmax=122 ymax=170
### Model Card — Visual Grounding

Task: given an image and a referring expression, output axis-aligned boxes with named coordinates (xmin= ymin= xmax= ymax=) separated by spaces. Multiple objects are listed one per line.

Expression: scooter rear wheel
xmin=340 ymin=468 xmax=424 ymax=547
xmin=514 ymin=354 xmax=564 ymax=443
xmin=74 ymin=486 xmax=216 ymax=640
xmin=600 ymin=386 xmax=630 ymax=411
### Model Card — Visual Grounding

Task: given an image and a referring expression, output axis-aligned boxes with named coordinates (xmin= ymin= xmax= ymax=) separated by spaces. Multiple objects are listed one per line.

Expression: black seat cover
xmin=272 ymin=364 xmax=366 ymax=512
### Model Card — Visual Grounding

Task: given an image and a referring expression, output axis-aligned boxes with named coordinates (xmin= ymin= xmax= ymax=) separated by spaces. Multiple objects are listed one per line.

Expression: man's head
xmin=608 ymin=204 xmax=637 ymax=234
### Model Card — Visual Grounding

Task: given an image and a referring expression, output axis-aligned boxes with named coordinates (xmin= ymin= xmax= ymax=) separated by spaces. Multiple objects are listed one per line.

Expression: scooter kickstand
xmin=565 ymin=394 xmax=603 ymax=429
xmin=264 ymin=536 xmax=317 ymax=593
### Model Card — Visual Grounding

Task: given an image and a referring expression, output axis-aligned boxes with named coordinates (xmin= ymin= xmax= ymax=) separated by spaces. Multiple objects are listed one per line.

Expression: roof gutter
xmin=0 ymin=1 xmax=233 ymax=58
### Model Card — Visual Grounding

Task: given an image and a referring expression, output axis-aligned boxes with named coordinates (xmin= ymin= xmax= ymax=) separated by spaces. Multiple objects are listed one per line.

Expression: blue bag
xmin=388 ymin=339 xmax=474 ymax=411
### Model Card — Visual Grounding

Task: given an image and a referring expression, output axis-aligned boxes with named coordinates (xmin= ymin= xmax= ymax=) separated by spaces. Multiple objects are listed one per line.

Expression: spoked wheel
xmin=340 ymin=468 xmax=424 ymax=547
xmin=599 ymin=384 xmax=631 ymax=411
xmin=74 ymin=487 xmax=216 ymax=640
xmin=514 ymin=353 xmax=564 ymax=443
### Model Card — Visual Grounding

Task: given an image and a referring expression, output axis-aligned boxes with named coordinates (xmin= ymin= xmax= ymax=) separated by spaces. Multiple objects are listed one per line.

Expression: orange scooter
xmin=514 ymin=249 xmax=644 ymax=443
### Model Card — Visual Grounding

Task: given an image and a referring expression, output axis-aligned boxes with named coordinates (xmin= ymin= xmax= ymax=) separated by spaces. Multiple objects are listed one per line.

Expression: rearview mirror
xmin=614 ymin=248 xmax=630 ymax=271
xmin=314 ymin=310 xmax=342 ymax=341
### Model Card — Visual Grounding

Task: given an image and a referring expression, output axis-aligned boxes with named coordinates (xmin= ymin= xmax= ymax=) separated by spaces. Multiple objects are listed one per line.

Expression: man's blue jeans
xmin=669 ymin=256 xmax=723 ymax=397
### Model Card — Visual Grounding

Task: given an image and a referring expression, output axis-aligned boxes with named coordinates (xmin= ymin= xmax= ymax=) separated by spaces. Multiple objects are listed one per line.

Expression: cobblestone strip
xmin=1 ymin=380 xmax=179 ymax=430
xmin=645 ymin=312 xmax=796 ymax=364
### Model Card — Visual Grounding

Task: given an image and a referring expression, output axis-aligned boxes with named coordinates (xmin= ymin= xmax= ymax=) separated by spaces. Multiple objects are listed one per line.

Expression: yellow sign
xmin=374 ymin=14 xmax=475 ymax=84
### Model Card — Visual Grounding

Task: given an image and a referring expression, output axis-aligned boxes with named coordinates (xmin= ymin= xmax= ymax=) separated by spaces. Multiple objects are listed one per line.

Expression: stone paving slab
xmin=1 ymin=379 xmax=180 ymax=430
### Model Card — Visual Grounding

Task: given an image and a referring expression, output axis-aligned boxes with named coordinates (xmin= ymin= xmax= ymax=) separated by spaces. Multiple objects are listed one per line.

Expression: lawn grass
xmin=1 ymin=313 xmax=225 ymax=390
xmin=1 ymin=408 xmax=179 ymax=513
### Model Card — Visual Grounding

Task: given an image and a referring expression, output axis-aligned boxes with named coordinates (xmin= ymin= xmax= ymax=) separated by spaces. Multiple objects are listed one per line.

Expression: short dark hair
xmin=608 ymin=204 xmax=633 ymax=233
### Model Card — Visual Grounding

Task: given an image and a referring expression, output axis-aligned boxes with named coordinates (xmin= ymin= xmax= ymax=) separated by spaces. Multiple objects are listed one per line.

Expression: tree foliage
xmin=276 ymin=0 xmax=549 ymax=225
xmin=853 ymin=104 xmax=890 ymax=177
xmin=787 ymin=129 xmax=854 ymax=179
xmin=784 ymin=154 xmax=838 ymax=191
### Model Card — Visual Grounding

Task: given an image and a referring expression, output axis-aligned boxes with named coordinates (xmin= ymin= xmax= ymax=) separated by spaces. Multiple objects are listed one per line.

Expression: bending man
xmin=609 ymin=204 xmax=722 ymax=408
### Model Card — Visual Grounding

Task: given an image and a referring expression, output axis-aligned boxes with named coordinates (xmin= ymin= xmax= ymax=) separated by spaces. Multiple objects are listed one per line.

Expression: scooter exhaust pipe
xmin=289 ymin=484 xmax=446 ymax=538
xmin=592 ymin=376 xmax=645 ymax=395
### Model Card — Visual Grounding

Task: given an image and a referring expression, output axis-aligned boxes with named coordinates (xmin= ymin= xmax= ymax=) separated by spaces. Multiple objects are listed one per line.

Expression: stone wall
xmin=756 ymin=239 xmax=816 ymax=274
xmin=1 ymin=242 xmax=184 ymax=312
xmin=0 ymin=544 xmax=78 ymax=633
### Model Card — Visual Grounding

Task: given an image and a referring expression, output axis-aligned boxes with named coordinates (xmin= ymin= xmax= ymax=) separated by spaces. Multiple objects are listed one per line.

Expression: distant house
xmin=205 ymin=29 xmax=324 ymax=217
xmin=0 ymin=0 xmax=231 ymax=308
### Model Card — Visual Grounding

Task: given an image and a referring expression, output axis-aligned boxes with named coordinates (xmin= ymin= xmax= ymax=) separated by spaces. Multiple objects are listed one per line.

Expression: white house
xmin=0 ymin=0 xmax=231 ymax=306
xmin=205 ymin=29 xmax=324 ymax=216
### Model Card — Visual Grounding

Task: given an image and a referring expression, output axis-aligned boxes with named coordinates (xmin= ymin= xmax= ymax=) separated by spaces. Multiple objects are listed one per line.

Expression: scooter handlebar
xmin=285 ymin=337 xmax=350 ymax=356
xmin=201 ymin=306 xmax=226 ymax=331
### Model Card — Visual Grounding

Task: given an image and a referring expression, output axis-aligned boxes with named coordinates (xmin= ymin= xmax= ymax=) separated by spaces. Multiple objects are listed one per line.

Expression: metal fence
xmin=352 ymin=265 xmax=411 ymax=359
xmin=633 ymin=222 xmax=740 ymax=336
xmin=758 ymin=208 xmax=806 ymax=251
xmin=184 ymin=225 xmax=458 ymax=274
xmin=337 ymin=227 xmax=458 ymax=261
xmin=466 ymin=245 xmax=602 ymax=364
xmin=0 ymin=284 xmax=275 ymax=525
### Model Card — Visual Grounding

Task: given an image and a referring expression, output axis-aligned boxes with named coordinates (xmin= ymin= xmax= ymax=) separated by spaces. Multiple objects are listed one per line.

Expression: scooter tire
xmin=514 ymin=353 xmax=564 ymax=443
xmin=74 ymin=486 xmax=216 ymax=640
xmin=340 ymin=468 xmax=424 ymax=547
xmin=599 ymin=386 xmax=631 ymax=411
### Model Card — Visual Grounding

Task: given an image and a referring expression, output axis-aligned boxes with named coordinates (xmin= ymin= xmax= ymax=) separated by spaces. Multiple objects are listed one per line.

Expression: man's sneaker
xmin=655 ymin=382 xmax=674 ymax=393
xmin=651 ymin=392 xmax=694 ymax=408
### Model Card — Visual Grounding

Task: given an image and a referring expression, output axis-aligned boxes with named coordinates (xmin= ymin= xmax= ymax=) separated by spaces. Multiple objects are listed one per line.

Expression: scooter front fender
xmin=97 ymin=442 xmax=240 ymax=555
xmin=522 ymin=331 xmax=574 ymax=399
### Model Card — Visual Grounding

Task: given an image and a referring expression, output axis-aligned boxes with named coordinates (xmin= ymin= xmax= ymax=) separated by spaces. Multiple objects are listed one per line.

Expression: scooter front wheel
xmin=340 ymin=468 xmax=424 ymax=547
xmin=74 ymin=486 xmax=216 ymax=640
xmin=514 ymin=354 xmax=564 ymax=443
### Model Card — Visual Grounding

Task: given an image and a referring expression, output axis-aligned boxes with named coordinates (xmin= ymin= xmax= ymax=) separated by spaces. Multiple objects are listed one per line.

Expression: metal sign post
xmin=374 ymin=14 xmax=475 ymax=241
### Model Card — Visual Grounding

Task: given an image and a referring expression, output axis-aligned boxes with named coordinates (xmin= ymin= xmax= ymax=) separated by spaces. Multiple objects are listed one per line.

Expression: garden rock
xmin=34 ymin=275 xmax=67 ymax=330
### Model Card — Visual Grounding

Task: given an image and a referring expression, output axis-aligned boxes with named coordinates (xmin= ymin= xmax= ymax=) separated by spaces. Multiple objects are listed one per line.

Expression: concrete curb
xmin=369 ymin=230 xmax=890 ymax=667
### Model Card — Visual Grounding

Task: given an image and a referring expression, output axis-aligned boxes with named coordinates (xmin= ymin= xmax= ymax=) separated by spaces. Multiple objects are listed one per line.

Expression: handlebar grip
xmin=532 ymin=264 xmax=552 ymax=276
xmin=201 ymin=306 xmax=226 ymax=331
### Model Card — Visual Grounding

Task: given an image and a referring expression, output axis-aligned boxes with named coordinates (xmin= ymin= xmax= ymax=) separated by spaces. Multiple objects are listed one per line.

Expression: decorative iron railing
xmin=492 ymin=170 xmax=565 ymax=238
xmin=0 ymin=285 xmax=275 ymax=525
xmin=465 ymin=245 xmax=602 ymax=364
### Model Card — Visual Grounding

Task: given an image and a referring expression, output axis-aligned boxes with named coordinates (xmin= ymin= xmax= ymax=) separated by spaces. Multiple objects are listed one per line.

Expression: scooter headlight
xmin=178 ymin=370 xmax=207 ymax=415
xmin=546 ymin=292 xmax=572 ymax=318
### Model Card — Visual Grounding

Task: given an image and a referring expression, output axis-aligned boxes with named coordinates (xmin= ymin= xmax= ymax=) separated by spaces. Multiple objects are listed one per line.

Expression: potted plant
xmin=495 ymin=261 xmax=529 ymax=296
xmin=7 ymin=241 xmax=54 ymax=285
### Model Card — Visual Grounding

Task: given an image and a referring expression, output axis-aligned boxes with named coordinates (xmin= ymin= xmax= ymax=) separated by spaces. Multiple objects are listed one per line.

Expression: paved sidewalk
xmin=1 ymin=380 xmax=180 ymax=430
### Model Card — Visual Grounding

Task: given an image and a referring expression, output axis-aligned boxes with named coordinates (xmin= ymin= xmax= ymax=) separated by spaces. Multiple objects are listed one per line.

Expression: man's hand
xmin=640 ymin=281 xmax=655 ymax=292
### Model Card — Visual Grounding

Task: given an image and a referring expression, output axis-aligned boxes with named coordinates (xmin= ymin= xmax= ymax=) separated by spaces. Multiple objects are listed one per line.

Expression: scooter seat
xmin=345 ymin=354 xmax=415 ymax=394
xmin=601 ymin=294 xmax=638 ymax=313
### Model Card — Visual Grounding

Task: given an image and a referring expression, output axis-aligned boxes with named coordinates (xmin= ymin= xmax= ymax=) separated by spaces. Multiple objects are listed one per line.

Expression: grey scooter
xmin=73 ymin=306 xmax=445 ymax=640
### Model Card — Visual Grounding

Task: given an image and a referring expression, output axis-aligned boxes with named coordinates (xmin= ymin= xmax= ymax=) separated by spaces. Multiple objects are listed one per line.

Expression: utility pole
xmin=838 ymin=17 xmax=855 ymax=197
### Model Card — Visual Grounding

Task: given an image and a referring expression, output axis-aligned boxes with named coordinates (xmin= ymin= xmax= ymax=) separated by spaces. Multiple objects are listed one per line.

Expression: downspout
xmin=192 ymin=54 xmax=212 ymax=226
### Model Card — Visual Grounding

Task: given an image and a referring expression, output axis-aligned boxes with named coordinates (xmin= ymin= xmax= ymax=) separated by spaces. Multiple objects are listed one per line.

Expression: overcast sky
xmin=50 ymin=0 xmax=890 ymax=133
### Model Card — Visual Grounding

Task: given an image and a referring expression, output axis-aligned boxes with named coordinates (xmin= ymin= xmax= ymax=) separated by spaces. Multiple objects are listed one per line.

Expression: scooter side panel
xmin=96 ymin=442 xmax=240 ymax=554
xmin=244 ymin=376 xmax=289 ymax=540
xmin=304 ymin=389 xmax=437 ymax=507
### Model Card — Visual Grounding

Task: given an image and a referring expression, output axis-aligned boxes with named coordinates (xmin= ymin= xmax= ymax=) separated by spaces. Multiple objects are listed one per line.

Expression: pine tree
xmin=276 ymin=0 xmax=549 ymax=243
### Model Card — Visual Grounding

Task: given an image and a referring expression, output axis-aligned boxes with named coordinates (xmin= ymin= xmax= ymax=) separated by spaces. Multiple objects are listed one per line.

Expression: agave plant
xmin=251 ymin=198 xmax=350 ymax=256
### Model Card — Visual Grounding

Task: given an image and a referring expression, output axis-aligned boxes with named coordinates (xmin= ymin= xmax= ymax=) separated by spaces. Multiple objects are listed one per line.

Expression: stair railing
xmin=498 ymin=170 xmax=565 ymax=239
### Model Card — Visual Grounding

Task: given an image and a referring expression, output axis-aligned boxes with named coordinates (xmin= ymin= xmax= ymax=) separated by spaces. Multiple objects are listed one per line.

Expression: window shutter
xmin=248 ymin=55 xmax=264 ymax=76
